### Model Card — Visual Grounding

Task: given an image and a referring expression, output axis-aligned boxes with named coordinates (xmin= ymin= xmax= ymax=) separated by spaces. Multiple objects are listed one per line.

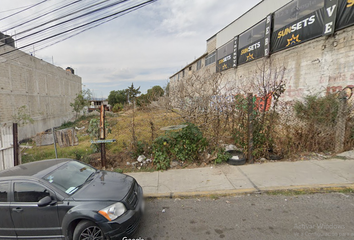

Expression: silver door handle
xmin=12 ymin=207 xmax=23 ymax=213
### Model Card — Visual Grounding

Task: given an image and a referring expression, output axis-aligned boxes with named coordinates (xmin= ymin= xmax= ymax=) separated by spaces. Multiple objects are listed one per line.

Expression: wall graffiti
xmin=327 ymin=84 xmax=354 ymax=95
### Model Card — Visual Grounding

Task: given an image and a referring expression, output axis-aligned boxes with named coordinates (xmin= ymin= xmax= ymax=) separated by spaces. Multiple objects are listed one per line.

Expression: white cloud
xmin=1 ymin=0 xmax=261 ymax=97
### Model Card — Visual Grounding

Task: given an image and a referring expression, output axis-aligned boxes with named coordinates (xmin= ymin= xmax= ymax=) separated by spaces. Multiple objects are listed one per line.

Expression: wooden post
xmin=52 ymin=127 xmax=58 ymax=158
xmin=247 ymin=93 xmax=254 ymax=164
xmin=13 ymin=123 xmax=19 ymax=166
xmin=100 ymin=105 xmax=106 ymax=168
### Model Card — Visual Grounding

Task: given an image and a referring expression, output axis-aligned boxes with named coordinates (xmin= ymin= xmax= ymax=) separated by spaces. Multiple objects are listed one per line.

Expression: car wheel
xmin=73 ymin=220 xmax=105 ymax=240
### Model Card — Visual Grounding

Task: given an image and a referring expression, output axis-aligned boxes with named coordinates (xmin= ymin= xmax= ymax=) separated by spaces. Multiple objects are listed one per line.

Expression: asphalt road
xmin=133 ymin=193 xmax=354 ymax=240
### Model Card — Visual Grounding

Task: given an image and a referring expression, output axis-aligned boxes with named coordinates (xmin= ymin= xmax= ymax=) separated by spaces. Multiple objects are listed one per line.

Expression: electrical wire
xmin=0 ymin=0 xmax=157 ymax=58
xmin=0 ymin=0 xmax=49 ymax=22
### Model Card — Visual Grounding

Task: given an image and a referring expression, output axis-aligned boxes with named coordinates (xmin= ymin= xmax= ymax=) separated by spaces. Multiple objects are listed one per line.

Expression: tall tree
xmin=108 ymin=90 xmax=128 ymax=106
xmin=70 ymin=89 xmax=92 ymax=119
xmin=147 ymin=85 xmax=164 ymax=101
xmin=127 ymin=83 xmax=141 ymax=102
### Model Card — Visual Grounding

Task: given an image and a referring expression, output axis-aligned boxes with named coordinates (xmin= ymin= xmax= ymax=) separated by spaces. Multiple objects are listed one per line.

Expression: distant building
xmin=89 ymin=98 xmax=111 ymax=112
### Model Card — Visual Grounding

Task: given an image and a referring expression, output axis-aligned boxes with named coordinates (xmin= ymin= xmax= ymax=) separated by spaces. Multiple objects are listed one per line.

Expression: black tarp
xmin=336 ymin=0 xmax=354 ymax=30
xmin=216 ymin=40 xmax=234 ymax=72
xmin=238 ymin=40 xmax=265 ymax=65
xmin=238 ymin=20 xmax=266 ymax=65
xmin=271 ymin=9 xmax=324 ymax=52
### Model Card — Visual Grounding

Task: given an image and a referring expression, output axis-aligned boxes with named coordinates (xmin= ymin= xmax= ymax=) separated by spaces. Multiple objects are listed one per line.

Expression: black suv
xmin=0 ymin=158 xmax=144 ymax=240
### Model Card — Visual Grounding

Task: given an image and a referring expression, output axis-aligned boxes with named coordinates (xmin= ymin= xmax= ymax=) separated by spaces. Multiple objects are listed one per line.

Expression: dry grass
xmin=21 ymin=107 xmax=186 ymax=171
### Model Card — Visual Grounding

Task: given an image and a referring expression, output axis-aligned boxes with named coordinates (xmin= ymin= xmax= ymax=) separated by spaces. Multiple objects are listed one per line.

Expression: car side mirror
xmin=38 ymin=196 xmax=54 ymax=207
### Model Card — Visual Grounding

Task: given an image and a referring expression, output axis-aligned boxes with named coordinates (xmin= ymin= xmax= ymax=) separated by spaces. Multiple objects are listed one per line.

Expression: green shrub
xmin=152 ymin=136 xmax=171 ymax=170
xmin=169 ymin=123 xmax=208 ymax=162
xmin=152 ymin=123 xmax=208 ymax=170
xmin=112 ymin=103 xmax=124 ymax=112
xmin=214 ymin=149 xmax=231 ymax=164
xmin=294 ymin=93 xmax=339 ymax=126
xmin=131 ymin=140 xmax=151 ymax=159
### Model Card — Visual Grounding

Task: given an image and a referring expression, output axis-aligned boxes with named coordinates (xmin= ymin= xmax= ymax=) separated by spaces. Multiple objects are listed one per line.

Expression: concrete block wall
xmin=0 ymin=45 xmax=82 ymax=140
xmin=206 ymin=36 xmax=216 ymax=54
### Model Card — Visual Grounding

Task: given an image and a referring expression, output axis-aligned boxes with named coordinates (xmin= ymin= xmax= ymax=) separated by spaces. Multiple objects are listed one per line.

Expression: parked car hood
xmin=72 ymin=171 xmax=134 ymax=201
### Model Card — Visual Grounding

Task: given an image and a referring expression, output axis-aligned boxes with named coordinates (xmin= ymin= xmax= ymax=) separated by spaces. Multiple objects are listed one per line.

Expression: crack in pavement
xmin=236 ymin=166 xmax=261 ymax=193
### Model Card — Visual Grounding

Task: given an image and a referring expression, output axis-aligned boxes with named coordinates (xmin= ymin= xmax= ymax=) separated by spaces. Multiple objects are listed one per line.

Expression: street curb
xmin=143 ymin=183 xmax=354 ymax=199
xmin=259 ymin=183 xmax=354 ymax=193
xmin=144 ymin=188 xmax=257 ymax=199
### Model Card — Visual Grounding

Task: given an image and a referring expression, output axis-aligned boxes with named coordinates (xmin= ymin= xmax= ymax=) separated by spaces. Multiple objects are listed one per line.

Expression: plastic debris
xmin=137 ymin=155 xmax=146 ymax=162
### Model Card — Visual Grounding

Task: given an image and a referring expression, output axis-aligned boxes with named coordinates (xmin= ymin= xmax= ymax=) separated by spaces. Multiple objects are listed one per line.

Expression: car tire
xmin=226 ymin=150 xmax=246 ymax=165
xmin=73 ymin=220 xmax=105 ymax=240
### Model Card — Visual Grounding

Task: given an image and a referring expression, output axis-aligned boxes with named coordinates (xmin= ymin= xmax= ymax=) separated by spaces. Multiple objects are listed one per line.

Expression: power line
xmin=0 ymin=0 xmax=157 ymax=58
xmin=0 ymin=0 xmax=49 ymax=22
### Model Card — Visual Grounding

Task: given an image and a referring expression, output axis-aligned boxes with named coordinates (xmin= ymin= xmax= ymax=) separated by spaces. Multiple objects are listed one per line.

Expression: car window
xmin=14 ymin=182 xmax=50 ymax=202
xmin=0 ymin=182 xmax=9 ymax=202
xmin=43 ymin=161 xmax=96 ymax=195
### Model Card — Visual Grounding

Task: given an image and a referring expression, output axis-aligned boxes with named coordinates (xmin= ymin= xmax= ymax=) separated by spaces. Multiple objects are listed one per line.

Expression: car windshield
xmin=42 ymin=161 xmax=97 ymax=195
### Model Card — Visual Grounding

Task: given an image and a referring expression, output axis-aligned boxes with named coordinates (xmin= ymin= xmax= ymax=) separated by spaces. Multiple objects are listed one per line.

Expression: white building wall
xmin=216 ymin=0 xmax=291 ymax=49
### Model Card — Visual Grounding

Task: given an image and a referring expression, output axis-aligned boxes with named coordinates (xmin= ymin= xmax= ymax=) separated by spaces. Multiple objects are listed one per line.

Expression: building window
xmin=189 ymin=66 xmax=192 ymax=71
xmin=197 ymin=59 xmax=202 ymax=70
xmin=205 ymin=51 xmax=216 ymax=66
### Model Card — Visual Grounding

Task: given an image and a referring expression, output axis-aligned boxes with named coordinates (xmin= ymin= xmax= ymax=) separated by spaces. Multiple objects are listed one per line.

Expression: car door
xmin=0 ymin=181 xmax=16 ymax=239
xmin=10 ymin=181 xmax=62 ymax=239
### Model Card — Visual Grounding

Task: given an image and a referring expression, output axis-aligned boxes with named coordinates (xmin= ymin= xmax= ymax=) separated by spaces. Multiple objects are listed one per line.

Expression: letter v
xmin=326 ymin=5 xmax=337 ymax=17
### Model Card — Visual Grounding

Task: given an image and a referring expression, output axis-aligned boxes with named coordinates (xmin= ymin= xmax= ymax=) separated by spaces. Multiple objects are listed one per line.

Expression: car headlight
xmin=99 ymin=202 xmax=127 ymax=221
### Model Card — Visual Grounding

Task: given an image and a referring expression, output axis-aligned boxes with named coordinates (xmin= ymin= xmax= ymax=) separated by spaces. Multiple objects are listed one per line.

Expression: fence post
xmin=247 ymin=93 xmax=254 ymax=164
xmin=335 ymin=92 xmax=348 ymax=153
xmin=52 ymin=127 xmax=58 ymax=158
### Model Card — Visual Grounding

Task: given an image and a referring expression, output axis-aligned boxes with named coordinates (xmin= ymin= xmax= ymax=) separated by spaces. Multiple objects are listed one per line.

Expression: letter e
xmin=324 ymin=22 xmax=333 ymax=34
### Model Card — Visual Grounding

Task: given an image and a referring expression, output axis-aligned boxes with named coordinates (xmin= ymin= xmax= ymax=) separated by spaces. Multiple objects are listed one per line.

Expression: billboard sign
xmin=216 ymin=40 xmax=234 ymax=72
xmin=323 ymin=0 xmax=338 ymax=36
xmin=271 ymin=9 xmax=324 ymax=52
xmin=264 ymin=14 xmax=272 ymax=57
xmin=238 ymin=19 xmax=266 ymax=65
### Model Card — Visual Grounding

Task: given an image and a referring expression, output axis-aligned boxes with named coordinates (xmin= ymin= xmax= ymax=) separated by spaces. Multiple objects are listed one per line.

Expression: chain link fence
xmin=164 ymin=84 xmax=354 ymax=162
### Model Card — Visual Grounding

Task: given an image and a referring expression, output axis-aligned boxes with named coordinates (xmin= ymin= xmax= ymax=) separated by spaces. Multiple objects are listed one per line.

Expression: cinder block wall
xmin=0 ymin=46 xmax=82 ymax=140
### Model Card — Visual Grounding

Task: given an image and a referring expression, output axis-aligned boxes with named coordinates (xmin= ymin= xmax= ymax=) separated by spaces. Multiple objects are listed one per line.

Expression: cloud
xmin=1 ymin=0 xmax=261 ymax=97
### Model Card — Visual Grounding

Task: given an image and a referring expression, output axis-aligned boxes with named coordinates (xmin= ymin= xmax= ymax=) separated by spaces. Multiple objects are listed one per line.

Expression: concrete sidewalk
xmin=127 ymin=157 xmax=354 ymax=198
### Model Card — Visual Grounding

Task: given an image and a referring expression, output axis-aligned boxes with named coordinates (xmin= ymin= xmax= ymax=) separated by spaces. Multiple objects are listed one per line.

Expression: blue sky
xmin=1 ymin=0 xmax=261 ymax=98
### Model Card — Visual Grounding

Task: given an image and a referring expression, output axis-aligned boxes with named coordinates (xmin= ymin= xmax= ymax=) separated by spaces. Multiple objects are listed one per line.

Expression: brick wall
xmin=0 ymin=46 xmax=82 ymax=140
